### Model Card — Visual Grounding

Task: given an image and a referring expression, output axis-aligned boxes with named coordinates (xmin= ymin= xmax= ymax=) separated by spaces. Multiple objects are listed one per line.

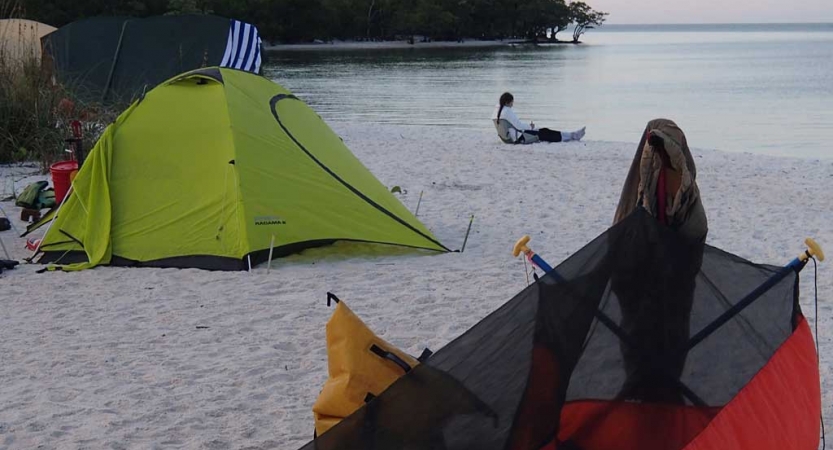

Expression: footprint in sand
xmin=47 ymin=388 xmax=81 ymax=403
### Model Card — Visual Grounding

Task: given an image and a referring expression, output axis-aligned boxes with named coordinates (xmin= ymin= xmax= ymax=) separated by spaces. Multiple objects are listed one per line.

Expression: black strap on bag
xmin=369 ymin=344 xmax=413 ymax=373
xmin=326 ymin=292 xmax=341 ymax=306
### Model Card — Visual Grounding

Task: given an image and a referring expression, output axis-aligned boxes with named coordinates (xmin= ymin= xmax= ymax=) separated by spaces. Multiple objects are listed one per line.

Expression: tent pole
xmin=461 ymin=214 xmax=475 ymax=252
xmin=247 ymin=254 xmax=252 ymax=273
xmin=683 ymin=238 xmax=824 ymax=353
xmin=267 ymin=235 xmax=275 ymax=274
xmin=102 ymin=20 xmax=130 ymax=104
xmin=512 ymin=234 xmax=825 ymax=406
xmin=32 ymin=184 xmax=73 ymax=256
xmin=0 ymin=234 xmax=10 ymax=260
xmin=414 ymin=190 xmax=424 ymax=216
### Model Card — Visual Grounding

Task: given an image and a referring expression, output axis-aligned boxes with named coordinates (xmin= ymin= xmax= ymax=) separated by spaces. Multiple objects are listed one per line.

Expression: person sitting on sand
xmin=491 ymin=92 xmax=586 ymax=144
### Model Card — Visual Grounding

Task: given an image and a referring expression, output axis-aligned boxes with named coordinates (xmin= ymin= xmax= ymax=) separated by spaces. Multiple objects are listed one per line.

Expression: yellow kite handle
xmin=513 ymin=235 xmax=532 ymax=257
xmin=801 ymin=238 xmax=825 ymax=262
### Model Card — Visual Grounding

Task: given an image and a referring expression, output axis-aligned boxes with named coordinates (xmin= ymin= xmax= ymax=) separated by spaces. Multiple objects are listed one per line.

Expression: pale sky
xmin=589 ymin=0 xmax=833 ymax=24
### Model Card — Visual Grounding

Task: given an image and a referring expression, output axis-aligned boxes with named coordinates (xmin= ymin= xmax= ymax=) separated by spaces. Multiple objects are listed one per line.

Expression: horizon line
xmin=600 ymin=21 xmax=833 ymax=26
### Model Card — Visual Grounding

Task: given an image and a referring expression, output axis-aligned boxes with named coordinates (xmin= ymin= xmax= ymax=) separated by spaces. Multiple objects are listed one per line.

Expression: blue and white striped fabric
xmin=220 ymin=20 xmax=262 ymax=74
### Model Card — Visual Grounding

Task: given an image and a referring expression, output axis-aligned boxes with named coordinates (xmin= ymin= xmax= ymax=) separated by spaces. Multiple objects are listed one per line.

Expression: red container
xmin=50 ymin=160 xmax=79 ymax=204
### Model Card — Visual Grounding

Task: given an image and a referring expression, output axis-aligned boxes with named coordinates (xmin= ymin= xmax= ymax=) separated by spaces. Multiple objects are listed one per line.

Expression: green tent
xmin=37 ymin=67 xmax=448 ymax=271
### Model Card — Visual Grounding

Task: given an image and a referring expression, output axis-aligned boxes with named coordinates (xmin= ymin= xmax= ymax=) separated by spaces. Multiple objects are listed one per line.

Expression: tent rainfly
xmin=41 ymin=15 xmax=262 ymax=103
xmin=36 ymin=67 xmax=448 ymax=271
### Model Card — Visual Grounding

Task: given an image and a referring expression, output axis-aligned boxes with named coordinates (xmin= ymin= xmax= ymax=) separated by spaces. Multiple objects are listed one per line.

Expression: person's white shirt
xmin=491 ymin=105 xmax=532 ymax=141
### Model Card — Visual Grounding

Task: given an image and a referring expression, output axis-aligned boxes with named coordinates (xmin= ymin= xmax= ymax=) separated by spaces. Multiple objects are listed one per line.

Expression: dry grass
xmin=0 ymin=1 xmax=118 ymax=172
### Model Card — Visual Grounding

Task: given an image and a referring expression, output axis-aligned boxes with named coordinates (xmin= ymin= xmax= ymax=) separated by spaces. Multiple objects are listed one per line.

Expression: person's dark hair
xmin=498 ymin=92 xmax=514 ymax=119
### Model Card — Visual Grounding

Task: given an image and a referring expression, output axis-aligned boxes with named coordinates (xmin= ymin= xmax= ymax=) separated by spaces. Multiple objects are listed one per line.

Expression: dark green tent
xmin=41 ymin=14 xmax=262 ymax=104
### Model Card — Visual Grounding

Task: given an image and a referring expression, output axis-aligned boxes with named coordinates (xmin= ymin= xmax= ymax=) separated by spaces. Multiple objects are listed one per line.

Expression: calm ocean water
xmin=263 ymin=24 xmax=833 ymax=158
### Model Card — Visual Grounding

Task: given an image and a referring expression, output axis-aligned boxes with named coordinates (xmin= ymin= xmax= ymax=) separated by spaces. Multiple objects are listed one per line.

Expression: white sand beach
xmin=0 ymin=123 xmax=831 ymax=449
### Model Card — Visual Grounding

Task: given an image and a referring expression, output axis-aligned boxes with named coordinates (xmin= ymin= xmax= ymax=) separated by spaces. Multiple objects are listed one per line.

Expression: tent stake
xmin=247 ymin=254 xmax=252 ymax=273
xmin=461 ymin=214 xmax=475 ymax=252
xmin=414 ymin=191 xmax=424 ymax=216
xmin=267 ymin=235 xmax=275 ymax=274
